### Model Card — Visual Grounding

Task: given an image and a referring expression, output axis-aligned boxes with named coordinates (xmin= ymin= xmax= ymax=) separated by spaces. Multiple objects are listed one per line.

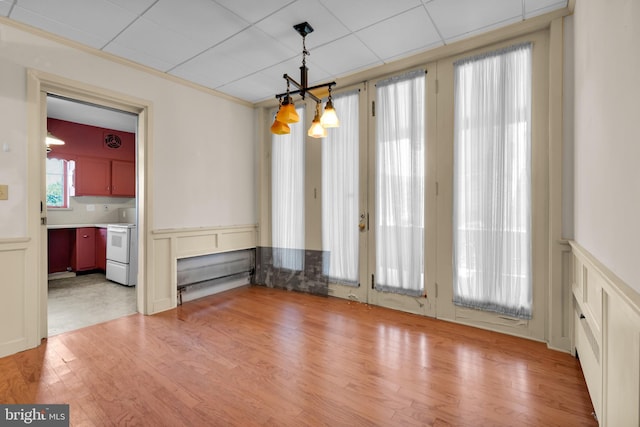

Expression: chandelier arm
xmin=275 ymin=76 xmax=336 ymax=104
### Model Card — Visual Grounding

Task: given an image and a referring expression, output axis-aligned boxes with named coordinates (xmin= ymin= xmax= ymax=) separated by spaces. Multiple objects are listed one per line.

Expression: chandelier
xmin=270 ymin=22 xmax=339 ymax=138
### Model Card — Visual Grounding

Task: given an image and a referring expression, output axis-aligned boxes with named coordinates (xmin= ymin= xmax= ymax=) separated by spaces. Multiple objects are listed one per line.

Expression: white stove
xmin=106 ymin=223 xmax=137 ymax=286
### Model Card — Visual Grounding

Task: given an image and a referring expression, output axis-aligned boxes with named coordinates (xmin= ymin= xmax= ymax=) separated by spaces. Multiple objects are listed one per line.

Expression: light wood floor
xmin=0 ymin=286 xmax=596 ymax=426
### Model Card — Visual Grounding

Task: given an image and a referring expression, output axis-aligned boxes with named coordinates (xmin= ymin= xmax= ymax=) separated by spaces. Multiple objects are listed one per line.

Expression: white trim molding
xmin=570 ymin=240 xmax=640 ymax=426
xmin=148 ymin=224 xmax=258 ymax=313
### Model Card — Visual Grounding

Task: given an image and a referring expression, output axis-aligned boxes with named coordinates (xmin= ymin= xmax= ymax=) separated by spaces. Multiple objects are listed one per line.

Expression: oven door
xmin=106 ymin=225 xmax=130 ymax=263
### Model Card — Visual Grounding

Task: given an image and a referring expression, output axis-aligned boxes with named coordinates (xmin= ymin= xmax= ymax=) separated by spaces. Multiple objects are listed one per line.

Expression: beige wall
xmin=0 ymin=18 xmax=256 ymax=237
xmin=572 ymin=0 xmax=640 ymax=294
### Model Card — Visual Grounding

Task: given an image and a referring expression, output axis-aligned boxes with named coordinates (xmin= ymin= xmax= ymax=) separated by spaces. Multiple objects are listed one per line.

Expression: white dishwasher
xmin=106 ymin=224 xmax=137 ymax=286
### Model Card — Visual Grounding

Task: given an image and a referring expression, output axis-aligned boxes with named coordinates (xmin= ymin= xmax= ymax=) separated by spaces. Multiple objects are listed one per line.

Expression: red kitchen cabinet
xmin=72 ymin=227 xmax=96 ymax=271
xmin=75 ymin=157 xmax=111 ymax=196
xmin=111 ymin=160 xmax=135 ymax=197
xmin=75 ymin=157 xmax=135 ymax=197
xmin=95 ymin=227 xmax=107 ymax=271
xmin=48 ymin=229 xmax=73 ymax=274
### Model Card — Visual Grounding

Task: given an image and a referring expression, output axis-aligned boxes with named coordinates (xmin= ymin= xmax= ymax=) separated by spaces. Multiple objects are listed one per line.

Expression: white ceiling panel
xmin=170 ymin=48 xmax=252 ymax=90
xmin=47 ymin=96 xmax=137 ymax=133
xmin=206 ymin=26 xmax=296 ymax=74
xmin=319 ymin=0 xmax=422 ymax=32
xmin=525 ymin=0 xmax=568 ymax=18
xmin=143 ymin=0 xmax=249 ymax=50
xmin=218 ymin=69 xmax=284 ymax=103
xmin=104 ymin=17 xmax=206 ymax=71
xmin=11 ymin=0 xmax=139 ymax=48
xmin=254 ymin=0 xmax=349 ymax=50
xmin=357 ymin=6 xmax=443 ymax=62
xmin=0 ymin=0 xmax=13 ymax=16
xmin=3 ymin=0 xmax=569 ymax=105
xmin=425 ymin=0 xmax=522 ymax=42
xmin=311 ymin=34 xmax=382 ymax=78
xmin=105 ymin=0 xmax=158 ymax=16
xmin=214 ymin=0 xmax=295 ymax=25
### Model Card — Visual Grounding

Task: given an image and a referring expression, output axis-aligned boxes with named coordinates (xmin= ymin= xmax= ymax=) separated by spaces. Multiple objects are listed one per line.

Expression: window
xmin=322 ymin=91 xmax=359 ymax=284
xmin=453 ymin=43 xmax=532 ymax=319
xmin=271 ymin=106 xmax=305 ymax=270
xmin=46 ymin=157 xmax=74 ymax=208
xmin=375 ymin=70 xmax=426 ymax=296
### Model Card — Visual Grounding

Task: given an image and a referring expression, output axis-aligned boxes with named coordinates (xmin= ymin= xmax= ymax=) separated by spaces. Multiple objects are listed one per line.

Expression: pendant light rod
xmin=274 ymin=21 xmax=336 ymax=104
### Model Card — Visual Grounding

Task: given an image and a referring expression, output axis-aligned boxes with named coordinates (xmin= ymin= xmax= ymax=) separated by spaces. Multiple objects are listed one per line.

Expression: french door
xmin=322 ymin=33 xmax=547 ymax=338
xmin=365 ymin=68 xmax=436 ymax=317
xmin=325 ymin=67 xmax=437 ymax=317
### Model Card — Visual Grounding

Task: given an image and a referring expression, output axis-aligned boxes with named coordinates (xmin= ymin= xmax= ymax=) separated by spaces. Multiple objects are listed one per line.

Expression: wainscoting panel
xmin=149 ymin=225 xmax=257 ymax=313
xmin=571 ymin=241 xmax=640 ymax=426
xmin=0 ymin=241 xmax=28 ymax=357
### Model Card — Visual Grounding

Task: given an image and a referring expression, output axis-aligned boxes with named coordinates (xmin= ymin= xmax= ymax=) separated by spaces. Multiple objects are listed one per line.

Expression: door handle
xmin=359 ymin=213 xmax=367 ymax=231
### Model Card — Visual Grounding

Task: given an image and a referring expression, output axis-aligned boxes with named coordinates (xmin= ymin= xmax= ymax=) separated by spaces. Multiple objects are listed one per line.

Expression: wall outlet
xmin=86 ymin=204 xmax=95 ymax=211
xmin=103 ymin=204 xmax=109 ymax=211
xmin=0 ymin=184 xmax=7 ymax=200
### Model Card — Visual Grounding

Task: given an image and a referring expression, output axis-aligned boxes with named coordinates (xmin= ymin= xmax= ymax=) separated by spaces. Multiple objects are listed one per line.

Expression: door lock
xmin=359 ymin=213 xmax=366 ymax=231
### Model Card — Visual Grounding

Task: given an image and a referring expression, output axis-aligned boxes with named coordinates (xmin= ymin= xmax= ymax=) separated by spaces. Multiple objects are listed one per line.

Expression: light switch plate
xmin=0 ymin=184 xmax=7 ymax=200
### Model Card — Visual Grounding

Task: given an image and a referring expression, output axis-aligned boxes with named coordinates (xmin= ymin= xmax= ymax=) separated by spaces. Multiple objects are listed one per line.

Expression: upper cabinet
xmin=47 ymin=118 xmax=135 ymax=198
xmin=111 ymin=160 xmax=136 ymax=197
xmin=76 ymin=157 xmax=135 ymax=197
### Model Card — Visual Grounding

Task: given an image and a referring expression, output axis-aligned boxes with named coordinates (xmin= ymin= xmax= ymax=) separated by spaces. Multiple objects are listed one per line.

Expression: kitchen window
xmin=46 ymin=157 xmax=75 ymax=208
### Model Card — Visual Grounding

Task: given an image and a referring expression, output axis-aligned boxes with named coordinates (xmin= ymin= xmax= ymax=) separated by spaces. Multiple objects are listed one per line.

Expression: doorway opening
xmin=45 ymin=95 xmax=139 ymax=336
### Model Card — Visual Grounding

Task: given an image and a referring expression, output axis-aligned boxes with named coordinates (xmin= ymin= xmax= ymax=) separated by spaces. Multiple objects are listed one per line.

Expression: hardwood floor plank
xmin=0 ymin=286 xmax=596 ymax=426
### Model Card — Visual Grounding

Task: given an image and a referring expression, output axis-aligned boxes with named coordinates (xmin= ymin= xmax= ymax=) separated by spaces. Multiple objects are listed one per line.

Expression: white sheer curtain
xmin=272 ymin=106 xmax=305 ymax=270
xmin=375 ymin=70 xmax=425 ymax=297
xmin=322 ymin=90 xmax=359 ymax=285
xmin=453 ymin=43 xmax=532 ymax=319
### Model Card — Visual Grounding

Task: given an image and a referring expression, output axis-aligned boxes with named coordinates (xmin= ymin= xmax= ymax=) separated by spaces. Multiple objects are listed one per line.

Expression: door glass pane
xmin=375 ymin=70 xmax=425 ymax=297
xmin=453 ymin=43 xmax=532 ymax=319
xmin=322 ymin=91 xmax=359 ymax=285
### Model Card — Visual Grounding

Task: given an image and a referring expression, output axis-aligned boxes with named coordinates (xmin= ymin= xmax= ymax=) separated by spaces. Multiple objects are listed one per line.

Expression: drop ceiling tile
xmin=318 ymin=0 xmax=422 ymax=31
xmin=214 ymin=0 xmax=295 ymax=24
xmin=357 ymin=6 xmax=443 ymax=62
xmin=217 ymin=70 xmax=283 ymax=103
xmin=170 ymin=49 xmax=254 ymax=89
xmin=524 ymin=0 xmax=567 ymax=18
xmin=171 ymin=26 xmax=295 ymax=89
xmin=311 ymin=34 xmax=382 ymax=78
xmin=207 ymin=26 xmax=295 ymax=72
xmin=143 ymin=0 xmax=249 ymax=49
xmin=255 ymin=0 xmax=349 ymax=51
xmin=0 ymin=0 xmax=12 ymax=16
xmin=425 ymin=0 xmax=522 ymax=43
xmin=104 ymin=0 xmax=157 ymax=16
xmin=10 ymin=0 xmax=139 ymax=48
xmin=104 ymin=17 xmax=205 ymax=71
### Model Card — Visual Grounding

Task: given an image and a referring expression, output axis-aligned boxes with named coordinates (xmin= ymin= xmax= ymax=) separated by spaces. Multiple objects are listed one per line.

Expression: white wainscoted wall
xmin=571 ymin=241 xmax=640 ymax=426
xmin=147 ymin=225 xmax=258 ymax=313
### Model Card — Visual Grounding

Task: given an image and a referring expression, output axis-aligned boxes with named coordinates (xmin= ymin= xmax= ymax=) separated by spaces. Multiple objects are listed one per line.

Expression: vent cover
xmin=104 ymin=133 xmax=122 ymax=149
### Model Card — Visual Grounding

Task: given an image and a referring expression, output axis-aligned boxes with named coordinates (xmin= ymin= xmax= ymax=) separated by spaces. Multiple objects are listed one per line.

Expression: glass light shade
xmin=270 ymin=119 xmax=290 ymax=135
xmin=320 ymin=100 xmax=339 ymax=128
xmin=308 ymin=111 xmax=327 ymax=138
xmin=275 ymin=100 xmax=299 ymax=124
xmin=46 ymin=131 xmax=65 ymax=145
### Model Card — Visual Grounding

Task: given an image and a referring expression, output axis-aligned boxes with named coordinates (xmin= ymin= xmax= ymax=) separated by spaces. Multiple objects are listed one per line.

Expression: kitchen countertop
xmin=47 ymin=223 xmax=115 ymax=229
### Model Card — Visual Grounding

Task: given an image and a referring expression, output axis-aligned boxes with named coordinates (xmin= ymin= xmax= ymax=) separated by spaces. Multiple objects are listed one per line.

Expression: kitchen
xmin=45 ymin=95 xmax=138 ymax=335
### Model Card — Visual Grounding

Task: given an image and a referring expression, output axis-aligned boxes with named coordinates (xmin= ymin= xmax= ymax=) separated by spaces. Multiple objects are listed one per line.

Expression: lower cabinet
xmin=48 ymin=229 xmax=72 ymax=274
xmin=48 ymin=227 xmax=107 ymax=273
xmin=72 ymin=227 xmax=96 ymax=272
